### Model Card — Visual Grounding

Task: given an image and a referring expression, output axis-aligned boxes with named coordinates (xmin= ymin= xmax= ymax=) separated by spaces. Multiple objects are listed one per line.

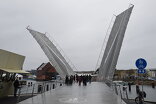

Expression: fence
xmin=111 ymin=82 xmax=129 ymax=102
xmin=17 ymin=80 xmax=64 ymax=103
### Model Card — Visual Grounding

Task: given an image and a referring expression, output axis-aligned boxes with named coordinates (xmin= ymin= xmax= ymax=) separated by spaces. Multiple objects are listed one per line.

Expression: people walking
xmin=82 ymin=75 xmax=87 ymax=86
xmin=78 ymin=75 xmax=82 ymax=86
xmin=69 ymin=75 xmax=74 ymax=85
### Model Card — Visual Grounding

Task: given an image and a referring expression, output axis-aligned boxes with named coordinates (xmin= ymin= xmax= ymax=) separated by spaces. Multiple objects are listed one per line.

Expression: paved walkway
xmin=18 ymin=82 xmax=126 ymax=104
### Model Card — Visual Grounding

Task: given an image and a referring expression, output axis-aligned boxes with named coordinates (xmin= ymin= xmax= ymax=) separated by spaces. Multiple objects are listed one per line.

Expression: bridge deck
xmin=18 ymin=82 xmax=126 ymax=104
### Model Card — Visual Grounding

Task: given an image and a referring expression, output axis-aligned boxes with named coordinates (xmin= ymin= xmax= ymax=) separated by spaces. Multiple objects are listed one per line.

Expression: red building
xmin=36 ymin=62 xmax=58 ymax=81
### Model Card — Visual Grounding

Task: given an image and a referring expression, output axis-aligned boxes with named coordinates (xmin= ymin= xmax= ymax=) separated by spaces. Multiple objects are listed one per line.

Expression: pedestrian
xmin=78 ymin=75 xmax=82 ymax=86
xmin=76 ymin=74 xmax=79 ymax=83
xmin=128 ymin=82 xmax=131 ymax=91
xmin=83 ymin=75 xmax=87 ymax=86
xmin=65 ymin=75 xmax=69 ymax=85
xmin=136 ymin=84 xmax=140 ymax=94
xmin=69 ymin=75 xmax=73 ymax=85
xmin=13 ymin=79 xmax=20 ymax=97
xmin=88 ymin=75 xmax=92 ymax=83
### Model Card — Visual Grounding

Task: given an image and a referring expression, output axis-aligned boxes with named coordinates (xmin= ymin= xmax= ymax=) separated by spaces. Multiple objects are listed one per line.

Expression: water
xmin=127 ymin=85 xmax=156 ymax=102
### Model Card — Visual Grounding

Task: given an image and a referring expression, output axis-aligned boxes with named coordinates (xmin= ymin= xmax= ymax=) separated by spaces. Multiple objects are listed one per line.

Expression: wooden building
xmin=36 ymin=62 xmax=58 ymax=81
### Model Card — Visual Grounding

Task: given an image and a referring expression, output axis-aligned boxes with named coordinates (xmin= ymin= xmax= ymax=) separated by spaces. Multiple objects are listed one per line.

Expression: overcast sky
xmin=0 ymin=0 xmax=156 ymax=71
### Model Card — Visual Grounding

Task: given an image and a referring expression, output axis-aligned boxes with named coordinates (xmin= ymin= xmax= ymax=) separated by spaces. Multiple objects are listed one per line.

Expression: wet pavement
xmin=18 ymin=82 xmax=126 ymax=104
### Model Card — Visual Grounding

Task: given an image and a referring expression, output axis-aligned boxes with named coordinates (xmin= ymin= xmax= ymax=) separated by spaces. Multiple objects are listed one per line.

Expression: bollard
xmin=46 ymin=84 xmax=49 ymax=91
xmin=152 ymin=82 xmax=155 ymax=88
xmin=60 ymin=83 xmax=62 ymax=86
xmin=128 ymin=82 xmax=131 ymax=92
xmin=53 ymin=84 xmax=55 ymax=89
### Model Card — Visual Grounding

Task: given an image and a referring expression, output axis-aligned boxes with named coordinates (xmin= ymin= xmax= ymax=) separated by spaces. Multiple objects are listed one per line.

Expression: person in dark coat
xmin=78 ymin=75 xmax=82 ymax=86
xmin=88 ymin=75 xmax=92 ymax=83
xmin=13 ymin=79 xmax=20 ymax=97
xmin=136 ymin=84 xmax=140 ymax=94
xmin=65 ymin=75 xmax=69 ymax=85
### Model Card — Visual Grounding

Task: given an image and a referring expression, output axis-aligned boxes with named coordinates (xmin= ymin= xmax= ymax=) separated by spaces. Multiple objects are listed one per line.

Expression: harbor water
xmin=127 ymin=85 xmax=156 ymax=102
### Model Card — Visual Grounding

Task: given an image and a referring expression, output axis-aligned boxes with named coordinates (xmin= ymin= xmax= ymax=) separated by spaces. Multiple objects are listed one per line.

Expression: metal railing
xmin=111 ymin=82 xmax=129 ymax=102
xmin=16 ymin=80 xmax=64 ymax=103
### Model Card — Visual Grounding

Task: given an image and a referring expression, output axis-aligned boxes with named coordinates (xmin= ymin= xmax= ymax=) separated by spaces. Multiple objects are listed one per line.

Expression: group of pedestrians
xmin=65 ymin=74 xmax=92 ymax=86
xmin=65 ymin=75 xmax=74 ymax=85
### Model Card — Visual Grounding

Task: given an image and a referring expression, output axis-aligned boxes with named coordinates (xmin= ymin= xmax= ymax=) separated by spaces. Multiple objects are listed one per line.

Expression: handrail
xmin=16 ymin=80 xmax=64 ymax=103
xmin=111 ymin=82 xmax=129 ymax=102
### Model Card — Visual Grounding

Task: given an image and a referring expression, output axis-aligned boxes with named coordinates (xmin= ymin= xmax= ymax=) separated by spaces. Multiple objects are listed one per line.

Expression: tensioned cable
xmin=94 ymin=15 xmax=116 ymax=71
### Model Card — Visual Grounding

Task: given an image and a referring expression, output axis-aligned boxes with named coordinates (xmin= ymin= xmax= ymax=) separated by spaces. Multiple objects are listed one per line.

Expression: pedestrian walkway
xmin=18 ymin=82 xmax=126 ymax=104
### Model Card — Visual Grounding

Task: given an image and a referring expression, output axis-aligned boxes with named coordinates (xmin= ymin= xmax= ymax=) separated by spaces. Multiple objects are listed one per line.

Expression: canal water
xmin=127 ymin=85 xmax=156 ymax=102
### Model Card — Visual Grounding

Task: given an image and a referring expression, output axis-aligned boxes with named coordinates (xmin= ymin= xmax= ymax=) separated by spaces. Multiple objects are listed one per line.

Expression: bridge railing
xmin=111 ymin=82 xmax=129 ymax=102
xmin=17 ymin=80 xmax=64 ymax=103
